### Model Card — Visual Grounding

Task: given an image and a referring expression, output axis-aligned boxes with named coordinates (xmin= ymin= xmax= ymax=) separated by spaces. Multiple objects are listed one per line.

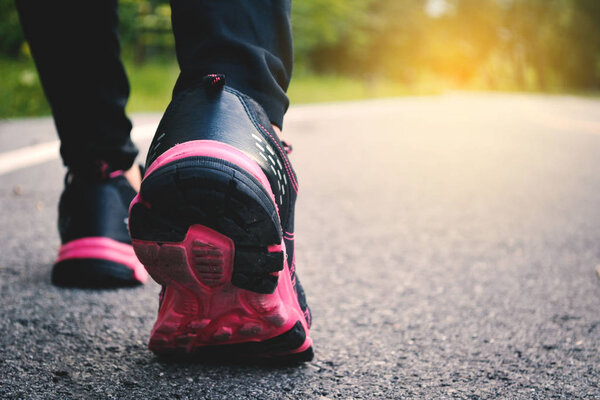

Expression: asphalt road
xmin=1 ymin=93 xmax=599 ymax=399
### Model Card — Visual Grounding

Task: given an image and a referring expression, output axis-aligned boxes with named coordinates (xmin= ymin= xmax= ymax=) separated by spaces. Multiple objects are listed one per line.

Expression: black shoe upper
xmin=146 ymin=76 xmax=298 ymax=239
xmin=146 ymin=76 xmax=309 ymax=324
xmin=58 ymin=167 xmax=137 ymax=245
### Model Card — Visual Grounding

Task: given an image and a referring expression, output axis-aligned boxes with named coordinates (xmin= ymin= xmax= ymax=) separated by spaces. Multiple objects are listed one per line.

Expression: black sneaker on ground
xmin=52 ymin=164 xmax=148 ymax=288
xmin=129 ymin=75 xmax=313 ymax=362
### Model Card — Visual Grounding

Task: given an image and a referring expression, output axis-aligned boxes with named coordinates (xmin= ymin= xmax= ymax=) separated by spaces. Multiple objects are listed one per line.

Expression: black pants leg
xmin=170 ymin=0 xmax=293 ymax=129
xmin=15 ymin=0 xmax=138 ymax=173
xmin=16 ymin=0 xmax=293 ymax=173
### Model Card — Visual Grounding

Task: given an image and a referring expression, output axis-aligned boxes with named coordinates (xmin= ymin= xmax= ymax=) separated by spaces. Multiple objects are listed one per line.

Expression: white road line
xmin=0 ymin=123 xmax=157 ymax=176
xmin=3 ymin=94 xmax=599 ymax=177
xmin=0 ymin=140 xmax=60 ymax=176
xmin=0 ymin=98 xmax=447 ymax=177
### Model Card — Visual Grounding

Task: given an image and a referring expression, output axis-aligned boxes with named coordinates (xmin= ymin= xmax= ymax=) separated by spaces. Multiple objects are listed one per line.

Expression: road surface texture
xmin=1 ymin=93 xmax=599 ymax=399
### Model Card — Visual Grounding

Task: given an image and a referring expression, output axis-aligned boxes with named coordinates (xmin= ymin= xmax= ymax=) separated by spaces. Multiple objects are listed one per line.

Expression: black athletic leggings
xmin=16 ymin=0 xmax=293 ymax=173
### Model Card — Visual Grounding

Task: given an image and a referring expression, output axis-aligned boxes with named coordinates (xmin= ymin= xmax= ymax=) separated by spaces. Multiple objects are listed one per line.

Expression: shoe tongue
xmin=281 ymin=140 xmax=293 ymax=154
xmin=69 ymin=160 xmax=123 ymax=182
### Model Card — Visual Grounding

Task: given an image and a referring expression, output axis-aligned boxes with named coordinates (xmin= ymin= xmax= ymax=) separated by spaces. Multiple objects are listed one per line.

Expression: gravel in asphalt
xmin=1 ymin=93 xmax=599 ymax=399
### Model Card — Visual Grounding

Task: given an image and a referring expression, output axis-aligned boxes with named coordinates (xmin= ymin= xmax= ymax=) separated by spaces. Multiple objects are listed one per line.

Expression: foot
xmin=124 ymin=163 xmax=142 ymax=192
xmin=52 ymin=163 xmax=148 ymax=288
xmin=129 ymin=75 xmax=312 ymax=361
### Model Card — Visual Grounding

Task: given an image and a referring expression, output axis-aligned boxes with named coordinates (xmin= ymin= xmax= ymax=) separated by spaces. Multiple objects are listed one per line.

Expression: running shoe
xmin=129 ymin=75 xmax=313 ymax=361
xmin=52 ymin=163 xmax=148 ymax=287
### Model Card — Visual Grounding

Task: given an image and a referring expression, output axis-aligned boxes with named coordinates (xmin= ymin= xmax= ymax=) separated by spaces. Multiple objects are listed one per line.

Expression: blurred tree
xmin=361 ymin=0 xmax=428 ymax=81
xmin=291 ymin=0 xmax=370 ymax=73
xmin=427 ymin=0 xmax=501 ymax=85
xmin=0 ymin=0 xmax=25 ymax=57
xmin=563 ymin=0 xmax=600 ymax=88
xmin=119 ymin=0 xmax=173 ymax=63
xmin=0 ymin=0 xmax=599 ymax=91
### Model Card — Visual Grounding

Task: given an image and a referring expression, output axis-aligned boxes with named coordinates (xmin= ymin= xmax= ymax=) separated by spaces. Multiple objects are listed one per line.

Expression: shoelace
xmin=281 ymin=140 xmax=293 ymax=155
xmin=64 ymin=160 xmax=125 ymax=185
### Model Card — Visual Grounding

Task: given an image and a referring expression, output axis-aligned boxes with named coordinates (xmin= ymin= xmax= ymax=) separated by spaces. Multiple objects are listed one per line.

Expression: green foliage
xmin=0 ymin=56 xmax=178 ymax=118
xmin=1 ymin=0 xmax=600 ymax=118
xmin=0 ymin=56 xmax=435 ymax=118
xmin=290 ymin=0 xmax=600 ymax=90
xmin=287 ymin=73 xmax=439 ymax=104
xmin=0 ymin=0 xmax=25 ymax=57
xmin=291 ymin=0 xmax=370 ymax=73
xmin=0 ymin=58 xmax=50 ymax=117
xmin=119 ymin=0 xmax=173 ymax=63
xmin=126 ymin=58 xmax=178 ymax=113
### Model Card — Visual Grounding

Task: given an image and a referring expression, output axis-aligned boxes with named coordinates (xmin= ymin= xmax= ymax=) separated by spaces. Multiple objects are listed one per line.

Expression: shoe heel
xmin=129 ymin=143 xmax=312 ymax=358
xmin=132 ymin=224 xmax=304 ymax=355
xmin=130 ymin=154 xmax=283 ymax=293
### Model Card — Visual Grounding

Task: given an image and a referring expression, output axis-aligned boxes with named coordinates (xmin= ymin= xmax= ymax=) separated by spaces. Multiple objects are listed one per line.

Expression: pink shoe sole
xmin=53 ymin=237 xmax=147 ymax=287
xmin=129 ymin=141 xmax=312 ymax=361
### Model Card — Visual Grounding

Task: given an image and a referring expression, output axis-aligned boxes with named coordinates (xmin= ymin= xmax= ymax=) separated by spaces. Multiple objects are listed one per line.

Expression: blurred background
xmin=1 ymin=0 xmax=599 ymax=119
xmin=1 ymin=3 xmax=600 ymax=395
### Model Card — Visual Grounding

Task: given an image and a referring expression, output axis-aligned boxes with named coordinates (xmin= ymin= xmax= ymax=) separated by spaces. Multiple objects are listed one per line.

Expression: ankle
xmin=271 ymin=124 xmax=281 ymax=137
xmin=124 ymin=165 xmax=142 ymax=192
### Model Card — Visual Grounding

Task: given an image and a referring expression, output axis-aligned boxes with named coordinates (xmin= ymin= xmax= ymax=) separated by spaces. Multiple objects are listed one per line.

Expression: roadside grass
xmin=0 ymin=57 xmax=51 ymax=118
xmin=287 ymin=74 xmax=439 ymax=103
xmin=0 ymin=57 xmax=437 ymax=119
xmin=1 ymin=57 xmax=597 ymax=120
xmin=126 ymin=59 xmax=179 ymax=113
xmin=0 ymin=57 xmax=181 ymax=118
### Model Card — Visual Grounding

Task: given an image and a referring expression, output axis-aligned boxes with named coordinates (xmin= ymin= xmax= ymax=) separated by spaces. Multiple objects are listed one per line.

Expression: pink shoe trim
xmin=267 ymin=243 xmax=284 ymax=252
xmin=56 ymin=237 xmax=148 ymax=283
xmin=144 ymin=140 xmax=275 ymax=205
xmin=132 ymin=224 xmax=310 ymax=356
xmin=108 ymin=170 xmax=124 ymax=178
